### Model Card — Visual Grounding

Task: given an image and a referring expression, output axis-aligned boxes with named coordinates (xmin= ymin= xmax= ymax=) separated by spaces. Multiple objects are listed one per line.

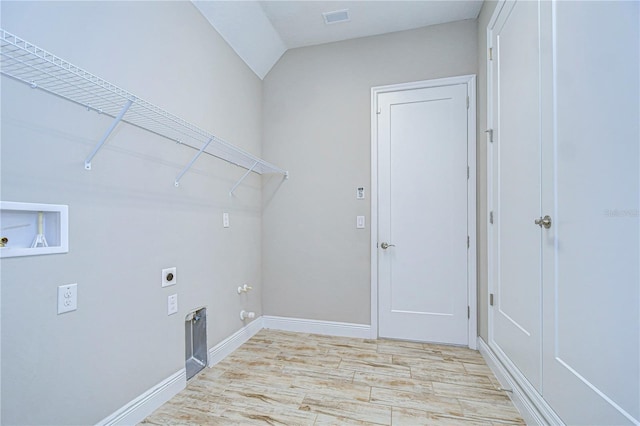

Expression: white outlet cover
xmin=168 ymin=294 xmax=178 ymax=315
xmin=57 ymin=283 xmax=77 ymax=314
xmin=223 ymin=212 xmax=230 ymax=228
xmin=162 ymin=267 xmax=177 ymax=287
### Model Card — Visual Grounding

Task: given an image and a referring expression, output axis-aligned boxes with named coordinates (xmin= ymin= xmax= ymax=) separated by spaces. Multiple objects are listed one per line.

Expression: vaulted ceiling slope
xmin=192 ymin=1 xmax=483 ymax=79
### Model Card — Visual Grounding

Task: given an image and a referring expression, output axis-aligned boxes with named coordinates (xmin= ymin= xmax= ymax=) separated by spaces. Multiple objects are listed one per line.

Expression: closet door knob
xmin=380 ymin=242 xmax=395 ymax=249
xmin=535 ymin=215 xmax=552 ymax=229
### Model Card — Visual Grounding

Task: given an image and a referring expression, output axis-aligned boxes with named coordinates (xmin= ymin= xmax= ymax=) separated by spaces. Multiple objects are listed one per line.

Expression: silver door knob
xmin=535 ymin=215 xmax=552 ymax=229
xmin=380 ymin=242 xmax=395 ymax=249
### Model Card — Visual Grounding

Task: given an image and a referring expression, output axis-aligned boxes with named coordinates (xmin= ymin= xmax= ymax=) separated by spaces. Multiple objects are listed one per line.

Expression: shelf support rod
xmin=174 ymin=137 xmax=214 ymax=187
xmin=84 ymin=98 xmax=134 ymax=170
xmin=229 ymin=161 xmax=259 ymax=196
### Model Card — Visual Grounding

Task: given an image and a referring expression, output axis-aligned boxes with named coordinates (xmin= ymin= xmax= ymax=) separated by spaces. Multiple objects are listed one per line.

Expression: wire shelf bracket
xmin=229 ymin=161 xmax=259 ymax=197
xmin=84 ymin=98 xmax=133 ymax=170
xmin=175 ymin=137 xmax=213 ymax=187
xmin=0 ymin=28 xmax=288 ymax=191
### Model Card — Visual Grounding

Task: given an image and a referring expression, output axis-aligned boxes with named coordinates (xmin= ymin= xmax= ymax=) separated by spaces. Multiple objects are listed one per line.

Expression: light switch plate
xmin=168 ymin=294 xmax=178 ymax=315
xmin=356 ymin=216 xmax=365 ymax=229
xmin=162 ymin=267 xmax=177 ymax=287
xmin=58 ymin=283 xmax=77 ymax=314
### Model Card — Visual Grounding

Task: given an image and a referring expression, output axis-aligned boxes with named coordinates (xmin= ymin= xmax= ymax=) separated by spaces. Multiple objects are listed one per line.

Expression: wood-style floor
xmin=141 ymin=329 xmax=524 ymax=425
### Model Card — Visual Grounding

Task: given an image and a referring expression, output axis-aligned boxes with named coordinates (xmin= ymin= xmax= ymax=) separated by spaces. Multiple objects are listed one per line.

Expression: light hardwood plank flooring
xmin=141 ymin=330 xmax=524 ymax=425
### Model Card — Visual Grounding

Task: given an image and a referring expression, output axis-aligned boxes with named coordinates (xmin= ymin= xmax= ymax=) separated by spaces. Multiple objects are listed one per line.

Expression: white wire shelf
xmin=0 ymin=28 xmax=288 ymax=194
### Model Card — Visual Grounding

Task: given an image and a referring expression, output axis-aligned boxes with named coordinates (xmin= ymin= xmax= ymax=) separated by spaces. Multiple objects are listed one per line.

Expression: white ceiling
xmin=192 ymin=1 xmax=483 ymax=79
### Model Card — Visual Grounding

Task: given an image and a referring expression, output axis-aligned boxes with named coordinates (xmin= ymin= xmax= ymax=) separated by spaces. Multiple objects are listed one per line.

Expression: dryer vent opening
xmin=185 ymin=307 xmax=207 ymax=380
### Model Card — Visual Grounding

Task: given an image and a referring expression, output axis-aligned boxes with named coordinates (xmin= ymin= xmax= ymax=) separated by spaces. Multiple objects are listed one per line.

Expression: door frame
xmin=484 ymin=2 xmax=560 ymax=422
xmin=370 ymin=75 xmax=477 ymax=349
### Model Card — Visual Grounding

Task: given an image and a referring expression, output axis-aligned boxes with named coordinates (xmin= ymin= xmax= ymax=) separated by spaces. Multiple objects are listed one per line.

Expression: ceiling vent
xmin=322 ymin=9 xmax=350 ymax=25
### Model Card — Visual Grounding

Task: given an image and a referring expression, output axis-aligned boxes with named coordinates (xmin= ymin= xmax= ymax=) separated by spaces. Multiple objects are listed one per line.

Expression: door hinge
xmin=489 ymin=47 xmax=493 ymax=61
xmin=485 ymin=129 xmax=494 ymax=143
xmin=468 ymin=306 xmax=470 ymax=319
xmin=490 ymin=293 xmax=494 ymax=306
xmin=466 ymin=95 xmax=470 ymax=109
xmin=467 ymin=235 xmax=470 ymax=248
xmin=467 ymin=165 xmax=470 ymax=179
xmin=489 ymin=211 xmax=494 ymax=224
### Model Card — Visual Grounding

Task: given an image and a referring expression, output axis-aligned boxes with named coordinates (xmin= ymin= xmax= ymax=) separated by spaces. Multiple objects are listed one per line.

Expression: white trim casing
xmin=96 ymin=369 xmax=186 ymax=426
xmin=263 ymin=316 xmax=372 ymax=339
xmin=370 ymin=86 xmax=380 ymax=340
xmin=478 ymin=337 xmax=564 ymax=426
xmin=370 ymin=75 xmax=478 ymax=348
xmin=485 ymin=0 xmax=503 ymax=371
xmin=466 ymin=76 xmax=478 ymax=350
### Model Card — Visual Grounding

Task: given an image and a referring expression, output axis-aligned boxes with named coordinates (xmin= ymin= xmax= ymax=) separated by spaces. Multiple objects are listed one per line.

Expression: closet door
xmin=541 ymin=2 xmax=640 ymax=424
xmin=488 ymin=0 xmax=542 ymax=392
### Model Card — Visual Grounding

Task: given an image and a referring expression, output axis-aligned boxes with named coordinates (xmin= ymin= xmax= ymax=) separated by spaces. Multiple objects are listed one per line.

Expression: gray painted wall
xmin=262 ymin=20 xmax=478 ymax=324
xmin=476 ymin=1 xmax=499 ymax=342
xmin=1 ymin=1 xmax=266 ymax=424
xmin=2 ymin=3 xmax=484 ymax=423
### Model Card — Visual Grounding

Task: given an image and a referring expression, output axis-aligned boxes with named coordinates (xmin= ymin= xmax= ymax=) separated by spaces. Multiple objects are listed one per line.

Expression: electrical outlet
xmin=167 ymin=294 xmax=178 ymax=315
xmin=162 ymin=267 xmax=176 ymax=287
xmin=223 ymin=212 xmax=230 ymax=228
xmin=57 ymin=283 xmax=77 ymax=314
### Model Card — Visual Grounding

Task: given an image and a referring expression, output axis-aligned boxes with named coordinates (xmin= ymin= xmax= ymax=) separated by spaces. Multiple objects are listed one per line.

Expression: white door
xmin=489 ymin=1 xmax=640 ymax=424
xmin=541 ymin=2 xmax=639 ymax=424
xmin=376 ymin=80 xmax=473 ymax=345
xmin=488 ymin=0 xmax=542 ymax=392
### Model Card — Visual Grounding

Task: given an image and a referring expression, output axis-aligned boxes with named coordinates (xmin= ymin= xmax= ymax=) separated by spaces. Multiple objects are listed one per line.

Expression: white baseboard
xmin=99 ymin=316 xmax=370 ymax=425
xmin=98 ymin=320 xmax=263 ymax=425
xmin=97 ymin=369 xmax=186 ymax=426
xmin=263 ymin=315 xmax=372 ymax=339
xmin=208 ymin=317 xmax=264 ymax=367
xmin=477 ymin=337 xmax=564 ymax=426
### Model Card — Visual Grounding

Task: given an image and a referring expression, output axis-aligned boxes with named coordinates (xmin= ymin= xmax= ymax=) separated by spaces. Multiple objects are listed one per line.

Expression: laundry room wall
xmin=262 ymin=20 xmax=478 ymax=325
xmin=1 ymin=1 xmax=266 ymax=424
